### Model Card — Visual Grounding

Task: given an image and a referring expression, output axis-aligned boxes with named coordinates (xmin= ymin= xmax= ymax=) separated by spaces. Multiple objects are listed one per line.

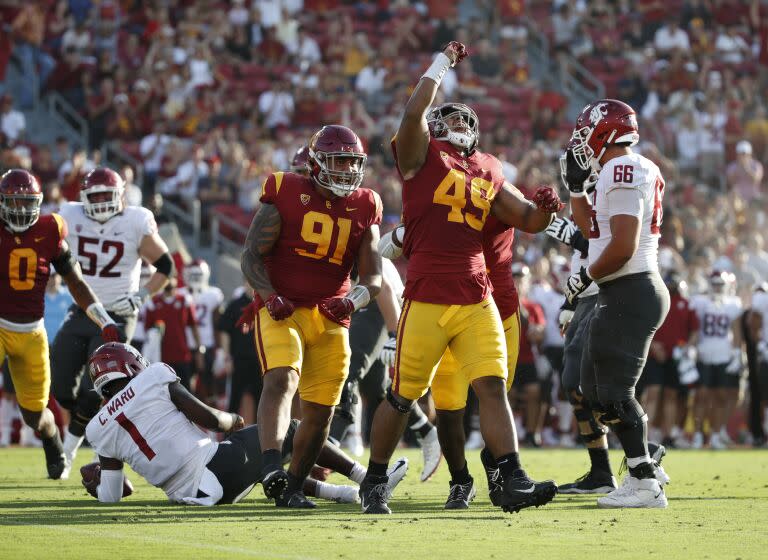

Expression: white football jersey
xmin=751 ymin=291 xmax=768 ymax=344
xmin=588 ymin=153 xmax=664 ymax=282
xmin=689 ymin=294 xmax=743 ymax=364
xmin=58 ymin=203 xmax=158 ymax=308
xmin=85 ymin=363 xmax=218 ymax=503
xmin=529 ymin=282 xmax=566 ymax=347
xmin=181 ymin=286 xmax=224 ymax=348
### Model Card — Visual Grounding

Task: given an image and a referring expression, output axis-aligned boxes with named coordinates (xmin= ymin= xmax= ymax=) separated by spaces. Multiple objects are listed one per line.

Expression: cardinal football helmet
xmin=308 ymin=125 xmax=367 ymax=197
xmin=81 ymin=167 xmax=125 ymax=222
xmin=569 ymin=99 xmax=639 ymax=171
xmin=0 ymin=169 xmax=43 ymax=232
xmin=184 ymin=258 xmax=210 ymax=292
xmin=427 ymin=102 xmax=479 ymax=153
xmin=291 ymin=145 xmax=310 ymax=176
xmin=88 ymin=342 xmax=149 ymax=398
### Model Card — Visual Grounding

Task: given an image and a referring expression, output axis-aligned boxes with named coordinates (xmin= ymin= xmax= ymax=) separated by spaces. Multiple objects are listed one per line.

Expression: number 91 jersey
xmin=259 ymin=171 xmax=382 ymax=308
xmin=588 ymin=153 xmax=665 ymax=282
xmin=58 ymin=202 xmax=158 ymax=307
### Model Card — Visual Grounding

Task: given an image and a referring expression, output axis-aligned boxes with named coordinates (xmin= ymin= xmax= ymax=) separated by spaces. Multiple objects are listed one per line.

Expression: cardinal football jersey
xmin=0 ymin=214 xmax=67 ymax=321
xmin=58 ymin=203 xmax=158 ymax=308
xmin=689 ymin=294 xmax=742 ymax=364
xmin=752 ymin=291 xmax=768 ymax=345
xmin=258 ymin=171 xmax=382 ymax=310
xmin=394 ymin=137 xmax=505 ymax=304
xmin=482 ymin=216 xmax=519 ymax=320
xmin=180 ymin=286 xmax=224 ymax=348
xmin=588 ymin=153 xmax=665 ymax=282
xmin=85 ymin=363 xmax=218 ymax=503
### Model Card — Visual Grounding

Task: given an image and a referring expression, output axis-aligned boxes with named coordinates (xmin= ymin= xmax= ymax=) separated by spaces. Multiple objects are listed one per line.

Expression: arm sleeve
xmin=96 ymin=468 xmax=125 ymax=503
xmin=606 ymin=187 xmax=644 ymax=219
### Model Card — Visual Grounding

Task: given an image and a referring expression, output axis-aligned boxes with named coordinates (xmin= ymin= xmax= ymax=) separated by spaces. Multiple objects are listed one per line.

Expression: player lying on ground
xmin=82 ymin=343 xmax=408 ymax=505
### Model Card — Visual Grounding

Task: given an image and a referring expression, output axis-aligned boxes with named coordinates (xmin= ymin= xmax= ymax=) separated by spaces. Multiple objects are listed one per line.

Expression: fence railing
xmin=161 ymin=198 xmax=202 ymax=249
xmin=211 ymin=214 xmax=248 ymax=257
xmin=46 ymin=91 xmax=89 ymax=149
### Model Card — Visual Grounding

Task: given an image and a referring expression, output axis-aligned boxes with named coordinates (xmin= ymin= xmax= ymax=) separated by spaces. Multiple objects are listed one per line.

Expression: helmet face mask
xmin=81 ymin=168 xmax=125 ymax=222
xmin=309 ymin=125 xmax=367 ymax=198
xmin=427 ymin=103 xmax=479 ymax=153
xmin=569 ymin=99 xmax=639 ymax=171
xmin=0 ymin=169 xmax=43 ymax=232
xmin=184 ymin=259 xmax=210 ymax=292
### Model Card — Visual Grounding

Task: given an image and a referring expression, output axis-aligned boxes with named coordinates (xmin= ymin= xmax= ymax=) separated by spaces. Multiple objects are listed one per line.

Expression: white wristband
xmin=569 ymin=191 xmax=588 ymax=198
xmin=347 ymin=285 xmax=371 ymax=312
xmin=422 ymin=53 xmax=452 ymax=85
xmin=87 ymin=302 xmax=115 ymax=329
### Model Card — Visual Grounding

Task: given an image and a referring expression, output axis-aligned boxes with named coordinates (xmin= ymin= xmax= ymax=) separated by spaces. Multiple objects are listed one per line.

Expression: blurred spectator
xmin=471 ymin=39 xmax=501 ymax=80
xmin=160 ymin=145 xmax=209 ymax=204
xmin=122 ymin=165 xmax=143 ymax=207
xmin=139 ymin=121 xmax=171 ymax=196
xmin=32 ymin=146 xmax=58 ymax=184
xmin=715 ymin=23 xmax=751 ymax=64
xmin=57 ymin=146 xmax=95 ymax=201
xmin=258 ymin=78 xmax=294 ymax=131
xmin=726 ymin=140 xmax=764 ymax=202
xmin=10 ymin=0 xmax=55 ymax=108
xmin=654 ymin=17 xmax=691 ymax=55
xmin=552 ymin=4 xmax=580 ymax=49
xmin=697 ymin=98 xmax=728 ymax=190
xmin=355 ymin=60 xmax=388 ymax=98
xmin=0 ymin=95 xmax=25 ymax=144
xmin=675 ymin=111 xmax=702 ymax=176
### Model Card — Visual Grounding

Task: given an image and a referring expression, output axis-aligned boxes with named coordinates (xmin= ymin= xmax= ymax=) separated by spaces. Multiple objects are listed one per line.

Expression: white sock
xmin=314 ymin=481 xmax=338 ymax=500
xmin=626 ymin=454 xmax=652 ymax=469
xmin=63 ymin=431 xmax=84 ymax=459
xmin=349 ymin=461 xmax=367 ymax=484
xmin=556 ymin=401 xmax=573 ymax=432
xmin=0 ymin=398 xmax=14 ymax=442
xmin=19 ymin=424 xmax=37 ymax=446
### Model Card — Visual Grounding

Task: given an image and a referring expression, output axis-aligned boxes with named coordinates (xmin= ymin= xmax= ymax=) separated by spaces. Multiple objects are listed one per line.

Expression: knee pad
xmin=386 ymin=388 xmax=413 ymax=414
xmin=569 ymin=390 xmax=608 ymax=442
xmin=598 ymin=398 xmax=647 ymax=431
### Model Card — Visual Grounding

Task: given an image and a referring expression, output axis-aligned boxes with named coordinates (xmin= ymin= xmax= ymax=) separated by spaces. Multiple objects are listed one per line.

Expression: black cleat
xmin=498 ymin=471 xmax=557 ymax=513
xmin=558 ymin=470 xmax=618 ymax=494
xmin=275 ymin=488 xmax=316 ymax=508
xmin=359 ymin=476 xmax=392 ymax=514
xmin=262 ymin=468 xmax=289 ymax=500
xmin=480 ymin=448 xmax=503 ymax=506
xmin=42 ymin=434 xmax=67 ymax=480
xmin=523 ymin=433 xmax=542 ymax=448
xmin=444 ymin=478 xmax=477 ymax=510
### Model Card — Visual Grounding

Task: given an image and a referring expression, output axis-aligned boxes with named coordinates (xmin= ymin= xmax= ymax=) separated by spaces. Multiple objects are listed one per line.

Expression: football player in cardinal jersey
xmin=0 ymin=169 xmax=121 ymax=479
xmin=360 ymin=41 xmax=563 ymax=515
xmin=562 ymin=99 xmax=671 ymax=508
xmin=291 ymin=145 xmax=310 ymax=176
xmin=83 ymin=343 xmax=408 ymax=505
xmin=181 ymin=259 xmax=225 ymax=404
xmin=240 ymin=124 xmax=383 ymax=508
xmin=52 ymin=166 xmax=173 ymax=476
xmin=689 ymin=271 xmax=744 ymax=449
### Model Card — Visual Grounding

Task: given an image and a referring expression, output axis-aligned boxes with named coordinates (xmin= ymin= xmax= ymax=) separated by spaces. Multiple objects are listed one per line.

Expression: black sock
xmin=628 ymin=462 xmax=656 ymax=479
xmin=69 ymin=415 xmax=88 ymax=438
xmin=496 ymin=452 xmax=523 ymax=479
xmin=480 ymin=447 xmax=497 ymax=469
xmin=449 ymin=461 xmax=472 ymax=485
xmin=262 ymin=449 xmax=282 ymax=472
xmin=366 ymin=460 xmax=388 ymax=479
xmin=588 ymin=447 xmax=612 ymax=474
xmin=41 ymin=429 xmax=64 ymax=461
xmin=286 ymin=472 xmax=305 ymax=493
xmin=613 ymin=423 xmax=648 ymax=460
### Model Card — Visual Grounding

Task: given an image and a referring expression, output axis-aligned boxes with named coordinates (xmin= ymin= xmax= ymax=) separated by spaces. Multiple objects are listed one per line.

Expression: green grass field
xmin=1 ymin=447 xmax=767 ymax=560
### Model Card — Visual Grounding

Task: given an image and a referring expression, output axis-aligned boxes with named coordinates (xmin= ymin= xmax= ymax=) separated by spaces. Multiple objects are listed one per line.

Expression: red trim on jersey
xmin=254 ymin=309 xmax=268 ymax=373
xmin=115 ymin=412 xmax=156 ymax=460
xmin=392 ymin=300 xmax=412 ymax=395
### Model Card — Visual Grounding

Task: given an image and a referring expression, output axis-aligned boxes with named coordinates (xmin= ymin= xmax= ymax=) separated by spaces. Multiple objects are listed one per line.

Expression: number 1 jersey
xmin=394 ymin=137 xmax=505 ymax=305
xmin=58 ymin=203 xmax=158 ymax=307
xmin=258 ymin=172 xmax=382 ymax=311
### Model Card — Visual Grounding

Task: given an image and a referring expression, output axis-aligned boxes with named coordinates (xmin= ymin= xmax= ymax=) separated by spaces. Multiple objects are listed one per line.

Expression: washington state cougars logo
xmin=300 ymin=194 xmax=310 ymax=205
xmin=589 ymin=103 xmax=608 ymax=125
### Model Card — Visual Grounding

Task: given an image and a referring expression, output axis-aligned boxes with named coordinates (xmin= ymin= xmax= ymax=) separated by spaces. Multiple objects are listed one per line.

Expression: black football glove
xmin=564 ymin=266 xmax=593 ymax=304
xmin=560 ymin=149 xmax=592 ymax=196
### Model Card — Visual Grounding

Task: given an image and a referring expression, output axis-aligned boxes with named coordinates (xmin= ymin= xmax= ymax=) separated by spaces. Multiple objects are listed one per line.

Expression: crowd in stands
xmin=0 ymin=0 xmax=767 ymax=448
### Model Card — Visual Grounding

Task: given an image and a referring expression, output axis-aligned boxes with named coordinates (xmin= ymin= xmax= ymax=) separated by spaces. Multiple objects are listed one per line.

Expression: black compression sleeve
xmin=51 ymin=247 xmax=76 ymax=276
xmin=152 ymin=252 xmax=174 ymax=276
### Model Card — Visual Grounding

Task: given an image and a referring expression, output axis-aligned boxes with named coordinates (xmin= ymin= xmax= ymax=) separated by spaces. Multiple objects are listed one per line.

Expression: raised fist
xmin=443 ymin=41 xmax=467 ymax=66
xmin=532 ymin=186 xmax=565 ymax=213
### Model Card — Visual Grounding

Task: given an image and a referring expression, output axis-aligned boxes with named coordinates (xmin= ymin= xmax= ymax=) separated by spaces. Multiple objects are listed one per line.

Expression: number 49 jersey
xmin=58 ymin=203 xmax=158 ymax=307
xmin=588 ymin=153 xmax=664 ymax=282
xmin=689 ymin=294 xmax=743 ymax=365
xmin=258 ymin=171 xmax=382 ymax=309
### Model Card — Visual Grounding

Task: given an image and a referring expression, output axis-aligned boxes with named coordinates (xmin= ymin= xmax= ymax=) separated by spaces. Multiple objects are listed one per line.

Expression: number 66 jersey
xmin=588 ymin=153 xmax=665 ymax=283
xmin=58 ymin=202 xmax=157 ymax=308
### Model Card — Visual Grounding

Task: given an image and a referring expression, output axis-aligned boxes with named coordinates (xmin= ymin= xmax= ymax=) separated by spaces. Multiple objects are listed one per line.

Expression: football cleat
xmin=444 ymin=478 xmax=477 ymax=510
xmin=359 ymin=477 xmax=391 ymax=514
xmin=691 ymin=431 xmax=704 ymax=449
xmin=709 ymin=432 xmax=727 ymax=450
xmin=558 ymin=470 xmax=618 ymax=494
xmin=597 ymin=476 xmax=667 ymax=509
xmin=480 ymin=447 xmax=503 ymax=506
xmin=275 ymin=488 xmax=316 ymax=509
xmin=43 ymin=439 xmax=67 ymax=480
xmin=262 ymin=468 xmax=289 ymax=500
xmin=620 ymin=443 xmax=670 ymax=486
xmin=386 ymin=457 xmax=409 ymax=495
xmin=417 ymin=426 xmax=442 ymax=482
xmin=498 ymin=472 xmax=557 ymax=514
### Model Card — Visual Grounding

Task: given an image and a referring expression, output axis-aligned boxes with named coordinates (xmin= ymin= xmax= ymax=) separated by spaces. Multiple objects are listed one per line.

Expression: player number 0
xmin=8 ymin=247 xmax=37 ymax=291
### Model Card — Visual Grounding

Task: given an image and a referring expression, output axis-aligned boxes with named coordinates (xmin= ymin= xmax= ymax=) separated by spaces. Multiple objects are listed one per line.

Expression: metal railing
xmin=559 ymin=57 xmax=605 ymax=119
xmin=46 ymin=91 xmax=89 ymax=149
xmin=161 ymin=198 xmax=202 ymax=249
xmin=102 ymin=141 xmax=145 ymax=188
xmin=211 ymin=213 xmax=248 ymax=257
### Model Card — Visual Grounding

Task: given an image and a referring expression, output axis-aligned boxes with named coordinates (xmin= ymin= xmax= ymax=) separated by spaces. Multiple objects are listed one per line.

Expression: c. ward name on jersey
xmin=97 ymin=386 xmax=136 ymax=425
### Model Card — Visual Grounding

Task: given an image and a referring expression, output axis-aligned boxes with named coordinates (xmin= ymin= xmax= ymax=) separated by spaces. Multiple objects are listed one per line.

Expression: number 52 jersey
xmin=58 ymin=202 xmax=158 ymax=307
xmin=258 ymin=171 xmax=382 ymax=312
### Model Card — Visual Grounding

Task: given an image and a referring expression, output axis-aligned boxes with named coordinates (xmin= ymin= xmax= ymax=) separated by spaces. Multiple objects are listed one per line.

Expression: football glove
xmin=560 ymin=149 xmax=592 ymax=197
xmin=532 ymin=186 xmax=565 ymax=213
xmin=564 ymin=267 xmax=593 ymax=304
xmin=725 ymin=348 xmax=744 ymax=375
xmin=380 ymin=336 xmax=397 ymax=367
xmin=545 ymin=216 xmax=577 ymax=246
xmin=443 ymin=41 xmax=468 ymax=65
xmin=378 ymin=225 xmax=404 ymax=260
xmin=673 ymin=345 xmax=699 ymax=386
xmin=265 ymin=294 xmax=295 ymax=321
xmin=111 ymin=287 xmax=150 ymax=316
xmin=236 ymin=301 xmax=259 ymax=332
xmin=320 ymin=297 xmax=355 ymax=323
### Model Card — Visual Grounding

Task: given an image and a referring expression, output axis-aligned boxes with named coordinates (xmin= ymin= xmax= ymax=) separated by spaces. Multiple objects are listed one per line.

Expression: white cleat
xmin=464 ymin=430 xmax=484 ymax=450
xmin=331 ymin=485 xmax=361 ymax=504
xmin=718 ymin=428 xmax=734 ymax=446
xmin=691 ymin=432 xmax=704 ymax=450
xmin=417 ymin=426 xmax=442 ymax=482
xmin=386 ymin=456 xmax=409 ymax=495
xmin=654 ymin=464 xmax=671 ymax=486
xmin=709 ymin=433 xmax=727 ymax=450
xmin=597 ymin=476 xmax=668 ymax=509
xmin=59 ymin=457 xmax=72 ymax=480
